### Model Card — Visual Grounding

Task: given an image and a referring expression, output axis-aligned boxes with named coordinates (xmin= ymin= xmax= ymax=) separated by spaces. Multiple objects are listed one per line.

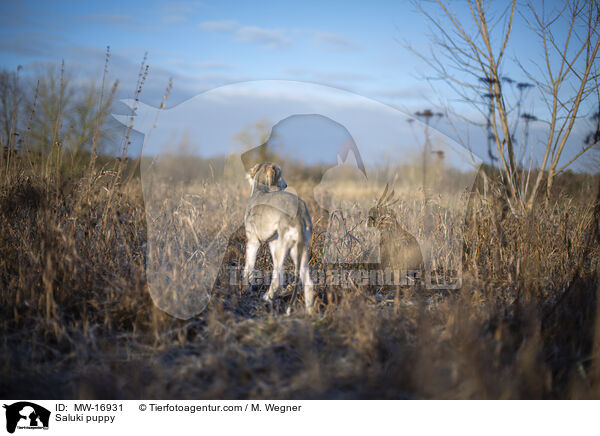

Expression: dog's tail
xmin=299 ymin=200 xmax=312 ymax=235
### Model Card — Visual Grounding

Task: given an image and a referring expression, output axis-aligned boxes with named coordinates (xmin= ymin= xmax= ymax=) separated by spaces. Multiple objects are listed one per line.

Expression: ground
xmin=0 ymin=157 xmax=599 ymax=399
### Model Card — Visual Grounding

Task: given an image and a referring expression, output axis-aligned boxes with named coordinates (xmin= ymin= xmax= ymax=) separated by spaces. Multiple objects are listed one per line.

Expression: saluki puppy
xmin=243 ymin=163 xmax=314 ymax=314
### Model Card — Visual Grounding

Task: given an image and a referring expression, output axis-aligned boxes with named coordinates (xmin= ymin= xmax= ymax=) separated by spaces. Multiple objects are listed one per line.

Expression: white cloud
xmin=166 ymin=59 xmax=232 ymax=71
xmin=234 ymin=26 xmax=290 ymax=48
xmin=161 ymin=1 xmax=204 ymax=24
xmin=163 ymin=15 xmax=187 ymax=24
xmin=313 ymin=32 xmax=358 ymax=51
xmin=79 ymin=13 xmax=159 ymax=32
xmin=282 ymin=68 xmax=371 ymax=85
xmin=197 ymin=20 xmax=238 ymax=31
xmin=374 ymin=87 xmax=428 ymax=100
xmin=198 ymin=20 xmax=290 ymax=49
xmin=81 ymin=13 xmax=137 ymax=24
xmin=316 ymin=72 xmax=371 ymax=82
xmin=0 ymin=32 xmax=65 ymax=56
xmin=163 ymin=1 xmax=204 ymax=14
xmin=195 ymin=61 xmax=232 ymax=69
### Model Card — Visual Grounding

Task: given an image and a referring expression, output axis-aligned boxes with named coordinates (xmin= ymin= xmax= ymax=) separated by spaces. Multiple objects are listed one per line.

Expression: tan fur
xmin=248 ymin=163 xmax=282 ymax=189
xmin=244 ymin=163 xmax=314 ymax=314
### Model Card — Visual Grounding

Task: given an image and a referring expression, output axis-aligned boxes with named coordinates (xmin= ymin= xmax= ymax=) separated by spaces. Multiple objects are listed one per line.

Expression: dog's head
xmin=247 ymin=162 xmax=287 ymax=193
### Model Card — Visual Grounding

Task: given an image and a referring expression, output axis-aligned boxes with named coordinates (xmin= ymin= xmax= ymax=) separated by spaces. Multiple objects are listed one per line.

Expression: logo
xmin=3 ymin=402 xmax=50 ymax=434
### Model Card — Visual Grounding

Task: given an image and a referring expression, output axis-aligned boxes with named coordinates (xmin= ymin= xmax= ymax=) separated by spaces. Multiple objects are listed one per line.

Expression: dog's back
xmin=245 ymin=190 xmax=312 ymax=243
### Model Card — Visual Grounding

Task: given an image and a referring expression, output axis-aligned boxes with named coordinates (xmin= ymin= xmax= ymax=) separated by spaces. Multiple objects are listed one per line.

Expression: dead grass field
xmin=0 ymin=151 xmax=599 ymax=399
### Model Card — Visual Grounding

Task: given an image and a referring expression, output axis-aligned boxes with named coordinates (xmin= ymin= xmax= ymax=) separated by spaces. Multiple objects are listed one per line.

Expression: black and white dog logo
xmin=3 ymin=402 xmax=50 ymax=433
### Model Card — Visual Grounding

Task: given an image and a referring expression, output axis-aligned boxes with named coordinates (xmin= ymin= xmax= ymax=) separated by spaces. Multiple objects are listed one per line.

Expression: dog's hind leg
xmin=243 ymin=234 xmax=260 ymax=291
xmin=264 ymin=239 xmax=285 ymax=302
xmin=299 ymin=246 xmax=314 ymax=314
xmin=286 ymin=243 xmax=302 ymax=315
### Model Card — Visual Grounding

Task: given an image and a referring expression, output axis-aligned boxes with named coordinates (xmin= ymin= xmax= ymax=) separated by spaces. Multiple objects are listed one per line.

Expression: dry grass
xmin=0 ymin=146 xmax=599 ymax=399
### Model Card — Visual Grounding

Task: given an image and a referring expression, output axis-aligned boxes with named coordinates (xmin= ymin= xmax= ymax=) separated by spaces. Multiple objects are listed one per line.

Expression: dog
xmin=243 ymin=162 xmax=314 ymax=314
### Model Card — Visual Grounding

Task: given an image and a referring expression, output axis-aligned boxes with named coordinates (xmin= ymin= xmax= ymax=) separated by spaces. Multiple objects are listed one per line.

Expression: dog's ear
xmin=247 ymin=164 xmax=261 ymax=180
xmin=246 ymin=164 xmax=259 ymax=186
xmin=265 ymin=164 xmax=277 ymax=187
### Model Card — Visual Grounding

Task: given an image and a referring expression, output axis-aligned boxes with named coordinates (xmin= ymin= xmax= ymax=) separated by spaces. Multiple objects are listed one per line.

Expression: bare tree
xmin=24 ymin=61 xmax=117 ymax=157
xmin=412 ymin=0 xmax=600 ymax=213
xmin=521 ymin=0 xmax=600 ymax=205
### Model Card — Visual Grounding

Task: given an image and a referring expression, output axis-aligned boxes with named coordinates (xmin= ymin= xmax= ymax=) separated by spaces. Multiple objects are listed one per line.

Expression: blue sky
xmin=0 ymin=0 xmax=430 ymax=107
xmin=0 ymin=0 xmax=596 ymax=170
